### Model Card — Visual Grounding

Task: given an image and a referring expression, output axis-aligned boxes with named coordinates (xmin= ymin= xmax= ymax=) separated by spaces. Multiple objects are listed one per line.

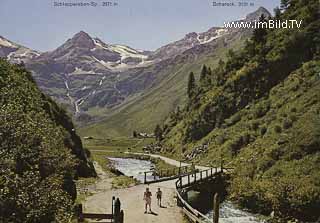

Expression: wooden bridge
xmin=175 ymin=167 xmax=223 ymax=223
xmin=87 ymin=151 xmax=232 ymax=223
xmin=144 ymin=161 xmax=232 ymax=223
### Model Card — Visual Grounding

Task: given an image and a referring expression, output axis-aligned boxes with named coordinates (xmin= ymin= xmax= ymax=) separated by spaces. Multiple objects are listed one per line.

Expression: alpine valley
xmin=1 ymin=1 xmax=320 ymax=222
xmin=0 ymin=7 xmax=271 ymax=137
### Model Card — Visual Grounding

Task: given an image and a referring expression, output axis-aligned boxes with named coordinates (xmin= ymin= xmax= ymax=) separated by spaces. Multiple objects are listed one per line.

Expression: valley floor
xmin=83 ymin=161 xmax=184 ymax=223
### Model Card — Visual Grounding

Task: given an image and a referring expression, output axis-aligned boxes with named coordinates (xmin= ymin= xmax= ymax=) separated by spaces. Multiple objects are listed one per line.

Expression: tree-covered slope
xmin=0 ymin=59 xmax=96 ymax=222
xmin=160 ymin=0 xmax=320 ymax=221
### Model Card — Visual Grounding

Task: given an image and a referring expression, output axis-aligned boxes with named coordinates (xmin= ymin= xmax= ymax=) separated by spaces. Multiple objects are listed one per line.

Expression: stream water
xmin=108 ymin=157 xmax=159 ymax=182
xmin=206 ymin=202 xmax=264 ymax=223
xmin=108 ymin=157 xmax=264 ymax=223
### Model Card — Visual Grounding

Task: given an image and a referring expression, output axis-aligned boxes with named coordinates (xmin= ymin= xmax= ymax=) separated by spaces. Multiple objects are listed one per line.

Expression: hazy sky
xmin=0 ymin=0 xmax=279 ymax=52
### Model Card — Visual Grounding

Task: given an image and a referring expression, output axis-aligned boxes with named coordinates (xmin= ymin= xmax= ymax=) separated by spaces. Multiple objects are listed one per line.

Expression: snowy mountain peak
xmin=0 ymin=36 xmax=40 ymax=63
xmin=0 ymin=36 xmax=18 ymax=48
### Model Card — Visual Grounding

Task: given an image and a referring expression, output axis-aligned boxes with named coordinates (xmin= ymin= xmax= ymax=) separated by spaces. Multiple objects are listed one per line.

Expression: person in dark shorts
xmin=156 ymin=188 xmax=162 ymax=207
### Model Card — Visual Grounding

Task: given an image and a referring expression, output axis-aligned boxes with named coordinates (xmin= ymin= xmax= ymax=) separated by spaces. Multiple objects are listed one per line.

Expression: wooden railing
xmin=175 ymin=167 xmax=223 ymax=223
xmin=144 ymin=165 xmax=196 ymax=184
xmin=78 ymin=197 xmax=124 ymax=223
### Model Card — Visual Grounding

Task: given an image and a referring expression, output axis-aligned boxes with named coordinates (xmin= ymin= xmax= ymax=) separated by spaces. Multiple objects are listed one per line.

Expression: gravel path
xmin=83 ymin=160 xmax=184 ymax=223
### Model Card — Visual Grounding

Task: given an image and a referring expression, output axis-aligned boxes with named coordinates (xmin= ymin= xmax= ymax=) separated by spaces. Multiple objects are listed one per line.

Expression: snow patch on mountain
xmin=64 ymin=80 xmax=70 ymax=90
xmin=70 ymin=67 xmax=96 ymax=75
xmin=0 ymin=37 xmax=17 ymax=48
xmin=99 ymin=76 xmax=106 ymax=85
xmin=92 ymin=37 xmax=148 ymax=61
xmin=6 ymin=52 xmax=15 ymax=60
xmin=92 ymin=56 xmax=116 ymax=70
xmin=197 ymin=28 xmax=228 ymax=44
xmin=197 ymin=36 xmax=217 ymax=44
xmin=109 ymin=44 xmax=148 ymax=61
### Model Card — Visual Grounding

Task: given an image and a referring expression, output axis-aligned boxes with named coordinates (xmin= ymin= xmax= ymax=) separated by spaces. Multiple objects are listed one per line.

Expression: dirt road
xmin=83 ymin=161 xmax=184 ymax=223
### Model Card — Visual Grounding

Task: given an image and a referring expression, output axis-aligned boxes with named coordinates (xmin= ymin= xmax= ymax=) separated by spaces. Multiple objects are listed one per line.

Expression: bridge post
xmin=111 ymin=196 xmax=115 ymax=223
xmin=144 ymin=172 xmax=147 ymax=184
xmin=213 ymin=193 xmax=220 ymax=223
xmin=177 ymin=192 xmax=182 ymax=207
xmin=206 ymin=169 xmax=208 ymax=178
xmin=114 ymin=198 xmax=121 ymax=223
xmin=188 ymin=174 xmax=190 ymax=185
xmin=200 ymin=171 xmax=202 ymax=180
xmin=211 ymin=168 xmax=213 ymax=176
xmin=119 ymin=210 xmax=124 ymax=223
xmin=220 ymin=160 xmax=224 ymax=173
xmin=78 ymin=204 xmax=84 ymax=222
xmin=184 ymin=190 xmax=188 ymax=202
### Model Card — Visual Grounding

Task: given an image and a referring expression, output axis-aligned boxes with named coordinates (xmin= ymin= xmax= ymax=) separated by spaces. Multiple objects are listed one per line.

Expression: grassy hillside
xmin=80 ymin=35 xmax=246 ymax=138
xmin=0 ymin=59 xmax=95 ymax=222
xmin=158 ymin=0 xmax=320 ymax=221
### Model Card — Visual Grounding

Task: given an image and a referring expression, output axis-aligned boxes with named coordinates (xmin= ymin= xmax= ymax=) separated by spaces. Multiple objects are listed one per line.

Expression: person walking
xmin=143 ymin=187 xmax=152 ymax=213
xmin=156 ymin=188 xmax=162 ymax=207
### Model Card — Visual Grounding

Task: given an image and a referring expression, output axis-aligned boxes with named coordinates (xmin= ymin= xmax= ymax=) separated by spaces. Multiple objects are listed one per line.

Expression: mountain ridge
xmin=0 ymin=7 xmax=271 ymax=133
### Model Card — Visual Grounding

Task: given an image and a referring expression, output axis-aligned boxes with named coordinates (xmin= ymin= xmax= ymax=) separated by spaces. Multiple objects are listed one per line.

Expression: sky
xmin=0 ymin=0 xmax=279 ymax=52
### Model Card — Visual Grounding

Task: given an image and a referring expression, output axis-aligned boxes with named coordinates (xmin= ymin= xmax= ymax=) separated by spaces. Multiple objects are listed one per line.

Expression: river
xmin=206 ymin=202 xmax=264 ymax=223
xmin=108 ymin=157 xmax=264 ymax=223
xmin=108 ymin=157 xmax=159 ymax=182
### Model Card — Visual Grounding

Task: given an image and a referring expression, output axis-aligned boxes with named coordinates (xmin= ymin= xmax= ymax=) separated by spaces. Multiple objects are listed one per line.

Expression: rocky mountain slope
xmin=0 ymin=7 xmax=271 ymax=136
xmin=0 ymin=36 xmax=40 ymax=63
xmin=79 ymin=7 xmax=271 ymax=137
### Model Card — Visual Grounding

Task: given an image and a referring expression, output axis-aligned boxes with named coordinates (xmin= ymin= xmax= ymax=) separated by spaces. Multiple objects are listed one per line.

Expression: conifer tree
xmin=133 ymin=130 xmax=137 ymax=138
xmin=187 ymin=72 xmax=196 ymax=98
xmin=280 ymin=0 xmax=290 ymax=10
xmin=252 ymin=14 xmax=268 ymax=43
xmin=274 ymin=7 xmax=281 ymax=19
xmin=200 ymin=65 xmax=208 ymax=83
xmin=154 ymin=124 xmax=163 ymax=141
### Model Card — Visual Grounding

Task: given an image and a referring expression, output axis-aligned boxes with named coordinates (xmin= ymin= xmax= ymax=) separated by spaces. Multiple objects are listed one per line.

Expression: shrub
xmin=216 ymin=135 xmax=226 ymax=145
xmin=250 ymin=121 xmax=260 ymax=131
xmin=260 ymin=126 xmax=267 ymax=136
xmin=289 ymin=114 xmax=297 ymax=122
xmin=241 ymin=133 xmax=251 ymax=145
xmin=228 ymin=134 xmax=250 ymax=156
xmin=282 ymin=119 xmax=293 ymax=129
xmin=274 ymin=125 xmax=282 ymax=133
xmin=230 ymin=114 xmax=241 ymax=124
xmin=290 ymin=107 xmax=297 ymax=113
xmin=254 ymin=105 xmax=268 ymax=118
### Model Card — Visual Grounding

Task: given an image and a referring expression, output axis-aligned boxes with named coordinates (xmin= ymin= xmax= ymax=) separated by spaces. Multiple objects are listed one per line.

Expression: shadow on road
xmin=149 ymin=211 xmax=158 ymax=216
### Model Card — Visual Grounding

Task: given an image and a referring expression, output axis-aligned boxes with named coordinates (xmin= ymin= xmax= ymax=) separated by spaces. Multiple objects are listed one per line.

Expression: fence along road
xmin=128 ymin=152 xmax=228 ymax=223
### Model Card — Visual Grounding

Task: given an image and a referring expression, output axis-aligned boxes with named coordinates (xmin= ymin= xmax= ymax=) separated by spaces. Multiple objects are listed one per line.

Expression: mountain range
xmin=0 ymin=7 xmax=271 ymax=136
